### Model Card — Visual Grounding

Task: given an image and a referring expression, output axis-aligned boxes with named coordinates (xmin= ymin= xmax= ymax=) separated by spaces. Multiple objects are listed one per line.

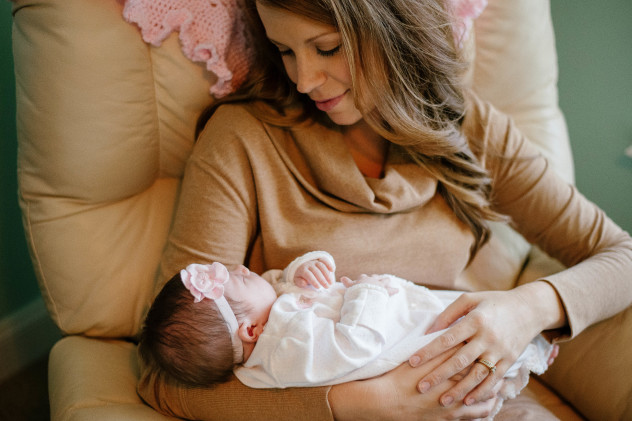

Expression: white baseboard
xmin=0 ymin=296 xmax=61 ymax=383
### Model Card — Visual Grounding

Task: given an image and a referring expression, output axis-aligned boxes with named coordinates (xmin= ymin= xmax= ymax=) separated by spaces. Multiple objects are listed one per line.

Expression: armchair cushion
xmin=49 ymin=336 xmax=176 ymax=420
xmin=14 ymin=0 xmax=211 ymax=337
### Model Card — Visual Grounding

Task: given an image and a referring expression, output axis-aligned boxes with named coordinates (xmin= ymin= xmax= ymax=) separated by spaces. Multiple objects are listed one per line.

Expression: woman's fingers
xmin=329 ymin=351 xmax=500 ymax=421
xmin=410 ymin=307 xmax=479 ymax=369
xmin=410 ymin=288 xmax=548 ymax=409
xmin=441 ymin=357 xmax=508 ymax=407
xmin=425 ymin=295 xmax=474 ymax=334
xmin=410 ymin=301 xmax=514 ymax=403
xmin=448 ymin=393 xmax=497 ymax=420
xmin=414 ymin=336 xmax=484 ymax=394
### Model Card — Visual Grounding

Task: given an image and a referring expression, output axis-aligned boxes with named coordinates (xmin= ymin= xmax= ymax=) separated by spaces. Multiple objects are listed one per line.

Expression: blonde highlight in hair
xmin=329 ymin=0 xmax=507 ymax=257
xmin=201 ymin=0 xmax=507 ymax=258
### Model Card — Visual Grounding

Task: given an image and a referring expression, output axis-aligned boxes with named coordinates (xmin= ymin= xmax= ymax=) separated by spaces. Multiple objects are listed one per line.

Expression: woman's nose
xmin=295 ymin=57 xmax=326 ymax=94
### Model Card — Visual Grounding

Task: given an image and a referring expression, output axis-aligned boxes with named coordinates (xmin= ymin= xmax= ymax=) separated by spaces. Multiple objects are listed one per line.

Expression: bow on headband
xmin=180 ymin=263 xmax=244 ymax=363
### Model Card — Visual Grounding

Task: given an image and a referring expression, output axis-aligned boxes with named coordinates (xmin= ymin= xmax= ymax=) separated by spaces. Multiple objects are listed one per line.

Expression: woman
xmin=138 ymin=0 xmax=632 ymax=419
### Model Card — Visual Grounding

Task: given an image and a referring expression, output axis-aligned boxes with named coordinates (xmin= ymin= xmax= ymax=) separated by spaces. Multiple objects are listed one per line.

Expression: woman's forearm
xmin=329 ymin=381 xmax=373 ymax=421
xmin=328 ymin=352 xmax=498 ymax=421
xmin=138 ymin=365 xmax=334 ymax=421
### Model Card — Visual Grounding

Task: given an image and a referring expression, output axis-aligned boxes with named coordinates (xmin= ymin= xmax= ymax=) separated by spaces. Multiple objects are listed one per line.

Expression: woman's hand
xmin=329 ymin=346 xmax=502 ymax=420
xmin=408 ymin=281 xmax=565 ymax=408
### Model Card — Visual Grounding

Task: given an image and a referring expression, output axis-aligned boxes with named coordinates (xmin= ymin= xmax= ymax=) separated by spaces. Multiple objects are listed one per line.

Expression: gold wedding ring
xmin=476 ymin=358 xmax=497 ymax=374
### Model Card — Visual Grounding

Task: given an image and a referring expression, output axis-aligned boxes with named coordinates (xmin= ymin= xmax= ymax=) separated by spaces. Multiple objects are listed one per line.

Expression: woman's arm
xmin=329 ymin=346 xmax=502 ymax=421
xmin=137 ymin=364 xmax=333 ymax=421
xmin=408 ymin=281 xmax=564 ymax=407
xmin=406 ymin=95 xmax=632 ymax=408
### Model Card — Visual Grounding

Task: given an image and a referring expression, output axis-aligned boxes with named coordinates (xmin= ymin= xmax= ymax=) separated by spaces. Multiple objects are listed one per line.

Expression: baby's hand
xmin=341 ymin=274 xmax=399 ymax=296
xmin=294 ymin=258 xmax=335 ymax=289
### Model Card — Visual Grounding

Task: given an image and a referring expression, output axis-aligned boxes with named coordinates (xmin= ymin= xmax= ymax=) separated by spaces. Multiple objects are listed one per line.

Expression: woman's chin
xmin=325 ymin=110 xmax=364 ymax=126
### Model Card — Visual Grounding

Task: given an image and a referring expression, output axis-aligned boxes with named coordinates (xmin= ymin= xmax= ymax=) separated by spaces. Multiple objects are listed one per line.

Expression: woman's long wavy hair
xmin=199 ymin=0 xmax=507 ymax=258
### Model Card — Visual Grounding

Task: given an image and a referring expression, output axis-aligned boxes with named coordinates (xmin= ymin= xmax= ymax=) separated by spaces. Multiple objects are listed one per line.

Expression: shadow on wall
xmin=0 ymin=0 xmax=60 ymax=382
xmin=0 ymin=0 xmax=42 ymax=319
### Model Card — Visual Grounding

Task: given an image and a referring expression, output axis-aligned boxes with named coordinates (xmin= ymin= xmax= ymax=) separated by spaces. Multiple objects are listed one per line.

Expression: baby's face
xmin=223 ymin=266 xmax=276 ymax=326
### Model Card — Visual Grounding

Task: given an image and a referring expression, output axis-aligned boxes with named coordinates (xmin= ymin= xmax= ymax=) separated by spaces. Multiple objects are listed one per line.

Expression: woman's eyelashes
xmin=277 ymin=45 xmax=341 ymax=57
xmin=318 ymin=45 xmax=341 ymax=57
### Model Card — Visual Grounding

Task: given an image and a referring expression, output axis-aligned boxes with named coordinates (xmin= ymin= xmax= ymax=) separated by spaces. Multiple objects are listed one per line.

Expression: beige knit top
xmin=138 ymin=94 xmax=632 ymax=420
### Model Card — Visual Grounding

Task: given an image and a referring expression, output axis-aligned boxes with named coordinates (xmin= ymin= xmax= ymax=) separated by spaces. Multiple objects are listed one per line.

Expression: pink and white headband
xmin=180 ymin=262 xmax=243 ymax=363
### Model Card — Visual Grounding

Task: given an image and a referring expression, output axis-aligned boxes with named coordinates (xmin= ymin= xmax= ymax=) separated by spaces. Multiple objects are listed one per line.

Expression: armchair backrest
xmin=13 ymin=0 xmax=573 ymax=338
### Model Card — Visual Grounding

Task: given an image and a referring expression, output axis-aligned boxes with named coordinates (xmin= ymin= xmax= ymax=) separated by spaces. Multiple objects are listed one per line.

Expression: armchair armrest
xmin=517 ymin=247 xmax=632 ymax=421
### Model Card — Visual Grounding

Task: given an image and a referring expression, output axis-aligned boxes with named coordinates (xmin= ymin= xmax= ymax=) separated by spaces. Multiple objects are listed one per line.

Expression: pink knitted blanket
xmin=122 ymin=0 xmax=486 ymax=97
xmin=123 ymin=0 xmax=254 ymax=98
xmin=449 ymin=0 xmax=488 ymax=48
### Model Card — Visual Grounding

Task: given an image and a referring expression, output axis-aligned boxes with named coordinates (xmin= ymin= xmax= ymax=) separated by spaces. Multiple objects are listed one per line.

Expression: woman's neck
xmin=342 ymin=120 xmax=388 ymax=179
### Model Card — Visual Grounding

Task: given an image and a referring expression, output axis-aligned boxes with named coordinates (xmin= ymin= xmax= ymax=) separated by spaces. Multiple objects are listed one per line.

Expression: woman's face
xmin=256 ymin=2 xmax=363 ymax=126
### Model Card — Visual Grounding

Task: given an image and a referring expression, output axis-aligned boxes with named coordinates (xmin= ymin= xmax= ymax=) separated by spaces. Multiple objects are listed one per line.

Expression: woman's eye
xmin=278 ymin=49 xmax=293 ymax=57
xmin=317 ymin=45 xmax=341 ymax=57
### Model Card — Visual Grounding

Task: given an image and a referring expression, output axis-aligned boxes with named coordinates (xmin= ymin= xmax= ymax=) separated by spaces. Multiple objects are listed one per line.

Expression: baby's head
xmin=138 ymin=263 xmax=276 ymax=387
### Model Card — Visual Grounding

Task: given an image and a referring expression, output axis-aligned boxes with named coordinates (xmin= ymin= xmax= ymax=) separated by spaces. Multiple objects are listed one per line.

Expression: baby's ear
xmin=238 ymin=321 xmax=261 ymax=343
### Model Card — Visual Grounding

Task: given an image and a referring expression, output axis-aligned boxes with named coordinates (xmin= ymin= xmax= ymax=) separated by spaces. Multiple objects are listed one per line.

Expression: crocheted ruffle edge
xmin=122 ymin=0 xmax=254 ymax=98
xmin=121 ymin=0 xmax=486 ymax=97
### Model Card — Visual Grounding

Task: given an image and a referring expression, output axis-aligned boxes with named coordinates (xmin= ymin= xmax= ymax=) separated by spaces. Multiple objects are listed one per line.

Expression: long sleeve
xmin=464 ymin=94 xmax=632 ymax=338
xmin=235 ymin=283 xmax=392 ymax=388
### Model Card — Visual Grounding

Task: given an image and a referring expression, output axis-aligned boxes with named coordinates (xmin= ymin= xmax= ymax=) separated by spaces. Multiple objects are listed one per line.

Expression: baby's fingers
xmin=317 ymin=258 xmax=335 ymax=274
xmin=341 ymin=276 xmax=354 ymax=288
xmin=299 ymin=264 xmax=331 ymax=289
xmin=296 ymin=269 xmax=323 ymax=290
xmin=315 ymin=260 xmax=334 ymax=286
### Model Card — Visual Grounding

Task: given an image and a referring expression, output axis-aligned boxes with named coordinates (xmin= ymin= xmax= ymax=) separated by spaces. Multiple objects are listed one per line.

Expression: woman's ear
xmin=238 ymin=321 xmax=261 ymax=343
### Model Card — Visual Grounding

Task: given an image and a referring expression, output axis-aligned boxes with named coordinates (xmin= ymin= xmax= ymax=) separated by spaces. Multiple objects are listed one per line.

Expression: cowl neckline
xmin=265 ymin=121 xmax=438 ymax=214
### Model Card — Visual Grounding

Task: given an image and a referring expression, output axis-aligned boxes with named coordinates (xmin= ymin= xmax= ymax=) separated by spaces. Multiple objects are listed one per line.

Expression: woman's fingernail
xmin=465 ymin=397 xmax=475 ymax=406
xmin=409 ymin=356 xmax=421 ymax=367
xmin=441 ymin=396 xmax=453 ymax=407
xmin=418 ymin=381 xmax=430 ymax=393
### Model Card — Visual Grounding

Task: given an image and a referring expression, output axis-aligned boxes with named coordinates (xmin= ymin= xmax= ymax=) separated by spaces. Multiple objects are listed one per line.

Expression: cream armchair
xmin=12 ymin=0 xmax=631 ymax=420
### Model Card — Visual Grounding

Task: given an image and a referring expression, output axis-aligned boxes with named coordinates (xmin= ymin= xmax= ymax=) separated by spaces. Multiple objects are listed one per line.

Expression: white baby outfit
xmin=235 ymin=251 xmax=552 ymax=390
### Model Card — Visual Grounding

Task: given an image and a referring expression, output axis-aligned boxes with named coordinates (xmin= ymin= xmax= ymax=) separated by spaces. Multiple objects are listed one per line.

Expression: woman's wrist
xmin=517 ymin=280 xmax=567 ymax=332
xmin=328 ymin=381 xmax=378 ymax=421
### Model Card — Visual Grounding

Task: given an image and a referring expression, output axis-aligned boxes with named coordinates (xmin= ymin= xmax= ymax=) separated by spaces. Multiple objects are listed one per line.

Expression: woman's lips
xmin=314 ymin=91 xmax=347 ymax=112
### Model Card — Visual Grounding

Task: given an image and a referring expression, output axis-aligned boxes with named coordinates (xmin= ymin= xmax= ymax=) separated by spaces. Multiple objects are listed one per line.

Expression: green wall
xmin=0 ymin=1 xmax=630 ymax=320
xmin=1 ymin=1 xmax=41 ymax=319
xmin=551 ymin=0 xmax=632 ymax=234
